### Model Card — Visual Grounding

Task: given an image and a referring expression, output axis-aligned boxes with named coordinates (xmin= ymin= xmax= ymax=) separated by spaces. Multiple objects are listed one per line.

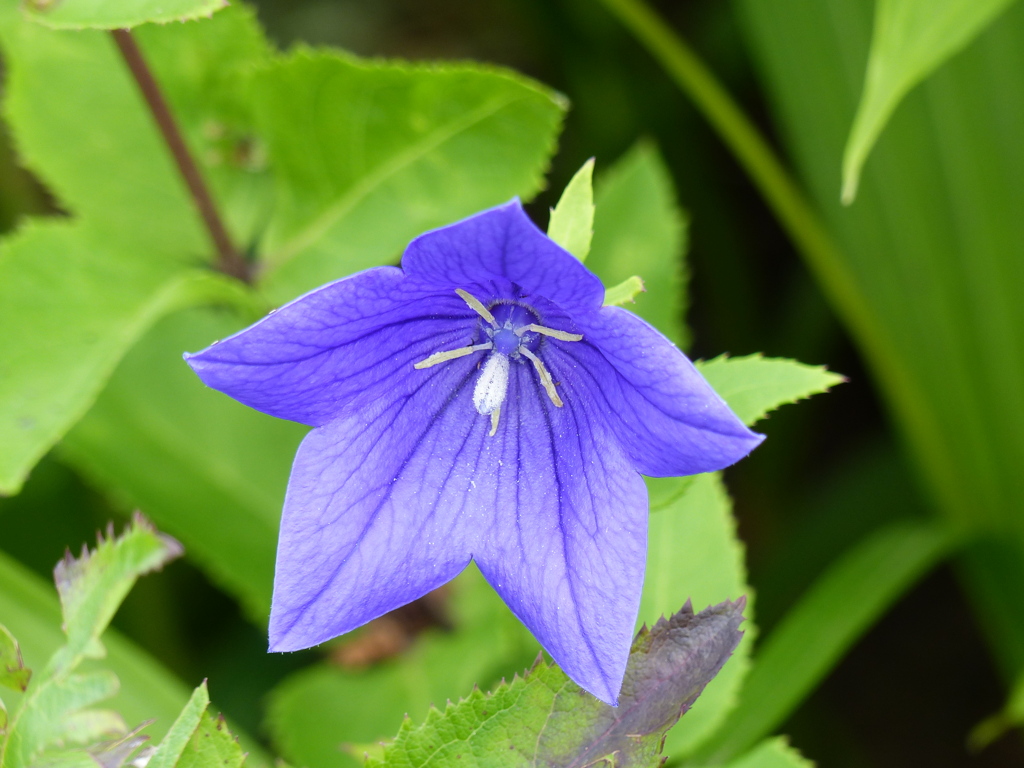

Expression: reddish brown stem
xmin=111 ymin=28 xmax=249 ymax=282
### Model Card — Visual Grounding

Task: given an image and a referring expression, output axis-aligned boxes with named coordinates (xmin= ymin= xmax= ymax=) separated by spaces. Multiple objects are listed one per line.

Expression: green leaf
xmin=0 ymin=624 xmax=30 ymax=694
xmin=367 ymin=600 xmax=745 ymax=768
xmin=970 ymin=666 xmax=1024 ymax=749
xmin=174 ymin=711 xmax=246 ymax=768
xmin=603 ymin=275 xmax=645 ymax=307
xmin=267 ymin=568 xmax=538 ymax=768
xmin=24 ymin=0 xmax=227 ymax=30
xmin=1 ymin=517 xmax=182 ymax=767
xmin=0 ymin=549 xmax=189 ymax=743
xmin=51 ymin=515 xmax=182 ymax=671
xmin=61 ymin=308 xmax=303 ymax=620
xmin=148 ymin=683 xmax=246 ymax=768
xmin=724 ymin=737 xmax=814 ymax=768
xmin=0 ymin=549 xmax=271 ymax=765
xmin=696 ymin=354 xmax=845 ymax=426
xmin=695 ymin=521 xmax=951 ymax=763
xmin=740 ymin=0 xmax=1024 ymax=539
xmin=147 ymin=683 xmax=209 ymax=768
xmin=842 ymin=0 xmax=1019 ymax=202
xmin=640 ymin=473 xmax=750 ymax=759
xmin=547 ymin=158 xmax=595 ymax=260
xmin=251 ymin=49 xmax=565 ymax=302
xmin=587 ymin=142 xmax=688 ymax=346
xmin=0 ymin=4 xmax=270 ymax=493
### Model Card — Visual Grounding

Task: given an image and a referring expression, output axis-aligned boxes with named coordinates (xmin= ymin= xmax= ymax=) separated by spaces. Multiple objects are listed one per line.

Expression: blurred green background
xmin=2 ymin=1 xmax=1023 ymax=766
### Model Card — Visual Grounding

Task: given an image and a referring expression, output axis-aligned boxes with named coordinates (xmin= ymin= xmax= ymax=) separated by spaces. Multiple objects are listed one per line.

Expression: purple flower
xmin=186 ymin=200 xmax=762 ymax=704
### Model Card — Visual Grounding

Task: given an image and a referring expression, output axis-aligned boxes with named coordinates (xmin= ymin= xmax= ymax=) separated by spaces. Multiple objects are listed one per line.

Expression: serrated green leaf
xmin=251 ymin=49 xmax=565 ymax=302
xmin=842 ymin=0 xmax=1018 ymax=202
xmin=0 ymin=4 xmax=270 ymax=493
xmin=175 ymin=711 xmax=246 ymax=768
xmin=0 ymin=518 xmax=182 ymax=767
xmin=367 ymin=600 xmax=744 ymax=768
xmin=61 ymin=308 xmax=305 ymax=619
xmin=0 ymin=550 xmax=189 ymax=743
xmin=696 ymin=521 xmax=950 ymax=763
xmin=603 ymin=275 xmax=644 ymax=306
xmin=267 ymin=567 xmax=538 ymax=768
xmin=52 ymin=516 xmax=182 ymax=670
xmin=0 ymin=624 xmax=30 ymax=694
xmin=147 ymin=683 xmax=209 ymax=768
xmin=640 ymin=473 xmax=751 ymax=759
xmin=24 ymin=0 xmax=227 ymax=30
xmin=547 ymin=158 xmax=595 ymax=260
xmin=724 ymin=737 xmax=814 ymax=768
xmin=0 ymin=550 xmax=271 ymax=765
xmin=696 ymin=354 xmax=845 ymax=426
xmin=587 ymin=142 xmax=688 ymax=346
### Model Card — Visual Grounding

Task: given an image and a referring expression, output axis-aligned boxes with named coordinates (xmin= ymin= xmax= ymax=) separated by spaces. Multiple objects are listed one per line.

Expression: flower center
xmin=413 ymin=288 xmax=583 ymax=435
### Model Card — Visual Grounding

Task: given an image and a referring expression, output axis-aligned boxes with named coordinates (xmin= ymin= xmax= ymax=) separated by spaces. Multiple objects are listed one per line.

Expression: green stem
xmin=596 ymin=0 xmax=966 ymax=520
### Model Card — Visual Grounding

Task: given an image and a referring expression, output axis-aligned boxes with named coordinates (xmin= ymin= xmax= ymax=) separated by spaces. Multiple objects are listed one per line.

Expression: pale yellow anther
xmin=489 ymin=407 xmax=500 ymax=436
xmin=520 ymin=348 xmax=563 ymax=407
xmin=455 ymin=288 xmax=497 ymax=328
xmin=414 ymin=342 xmax=492 ymax=369
xmin=515 ymin=323 xmax=583 ymax=342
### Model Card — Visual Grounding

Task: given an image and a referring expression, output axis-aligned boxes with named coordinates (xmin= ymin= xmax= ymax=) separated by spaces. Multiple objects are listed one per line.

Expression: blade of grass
xmin=593 ymin=0 xmax=961 ymax=520
xmin=693 ymin=520 xmax=953 ymax=764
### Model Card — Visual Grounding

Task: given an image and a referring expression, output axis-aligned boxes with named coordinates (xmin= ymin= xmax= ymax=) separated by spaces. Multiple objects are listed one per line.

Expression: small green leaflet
xmin=366 ymin=600 xmax=745 ymax=768
xmin=0 ymin=624 xmax=30 ymax=695
xmin=841 ymin=0 xmax=1019 ymax=203
xmin=587 ymin=143 xmax=688 ymax=346
xmin=548 ymin=158 xmax=595 ymax=260
xmin=149 ymin=682 xmax=248 ymax=768
xmin=0 ymin=516 xmax=182 ymax=768
xmin=697 ymin=354 xmax=845 ymax=426
xmin=603 ymin=275 xmax=645 ymax=307
xmin=23 ymin=0 xmax=227 ymax=30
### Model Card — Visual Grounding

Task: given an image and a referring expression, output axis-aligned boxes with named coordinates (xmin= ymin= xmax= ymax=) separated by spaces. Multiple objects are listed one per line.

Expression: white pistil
xmin=520 ymin=347 xmax=563 ymax=407
xmin=414 ymin=288 xmax=582 ymax=435
xmin=473 ymin=353 xmax=510 ymax=416
xmin=456 ymin=288 xmax=498 ymax=327
xmin=414 ymin=342 xmax=493 ymax=369
xmin=515 ymin=323 xmax=583 ymax=342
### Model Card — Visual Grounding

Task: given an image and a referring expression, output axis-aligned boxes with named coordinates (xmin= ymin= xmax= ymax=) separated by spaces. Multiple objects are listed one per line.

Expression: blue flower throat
xmin=414 ymin=288 xmax=583 ymax=435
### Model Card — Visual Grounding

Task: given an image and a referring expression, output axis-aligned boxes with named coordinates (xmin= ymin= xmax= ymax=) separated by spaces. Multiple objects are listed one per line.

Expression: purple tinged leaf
xmin=364 ymin=599 xmax=747 ymax=768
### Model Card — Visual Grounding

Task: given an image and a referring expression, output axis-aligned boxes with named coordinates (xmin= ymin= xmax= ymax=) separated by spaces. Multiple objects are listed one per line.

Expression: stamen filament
xmin=489 ymin=406 xmax=500 ymax=437
xmin=520 ymin=347 xmax=563 ymax=407
xmin=515 ymin=323 xmax=583 ymax=342
xmin=455 ymin=288 xmax=498 ymax=328
xmin=414 ymin=342 xmax=492 ymax=369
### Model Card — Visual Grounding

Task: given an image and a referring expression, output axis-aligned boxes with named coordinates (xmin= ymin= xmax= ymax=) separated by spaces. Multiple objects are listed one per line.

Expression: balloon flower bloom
xmin=185 ymin=200 xmax=762 ymax=704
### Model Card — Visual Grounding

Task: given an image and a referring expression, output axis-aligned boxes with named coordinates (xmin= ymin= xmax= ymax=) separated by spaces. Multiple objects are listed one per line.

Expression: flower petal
xmin=401 ymin=200 xmax=605 ymax=317
xmin=475 ymin=362 xmax=647 ymax=706
xmin=555 ymin=306 xmax=764 ymax=476
xmin=185 ymin=267 xmax=478 ymax=426
xmin=268 ymin=353 xmax=488 ymax=651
